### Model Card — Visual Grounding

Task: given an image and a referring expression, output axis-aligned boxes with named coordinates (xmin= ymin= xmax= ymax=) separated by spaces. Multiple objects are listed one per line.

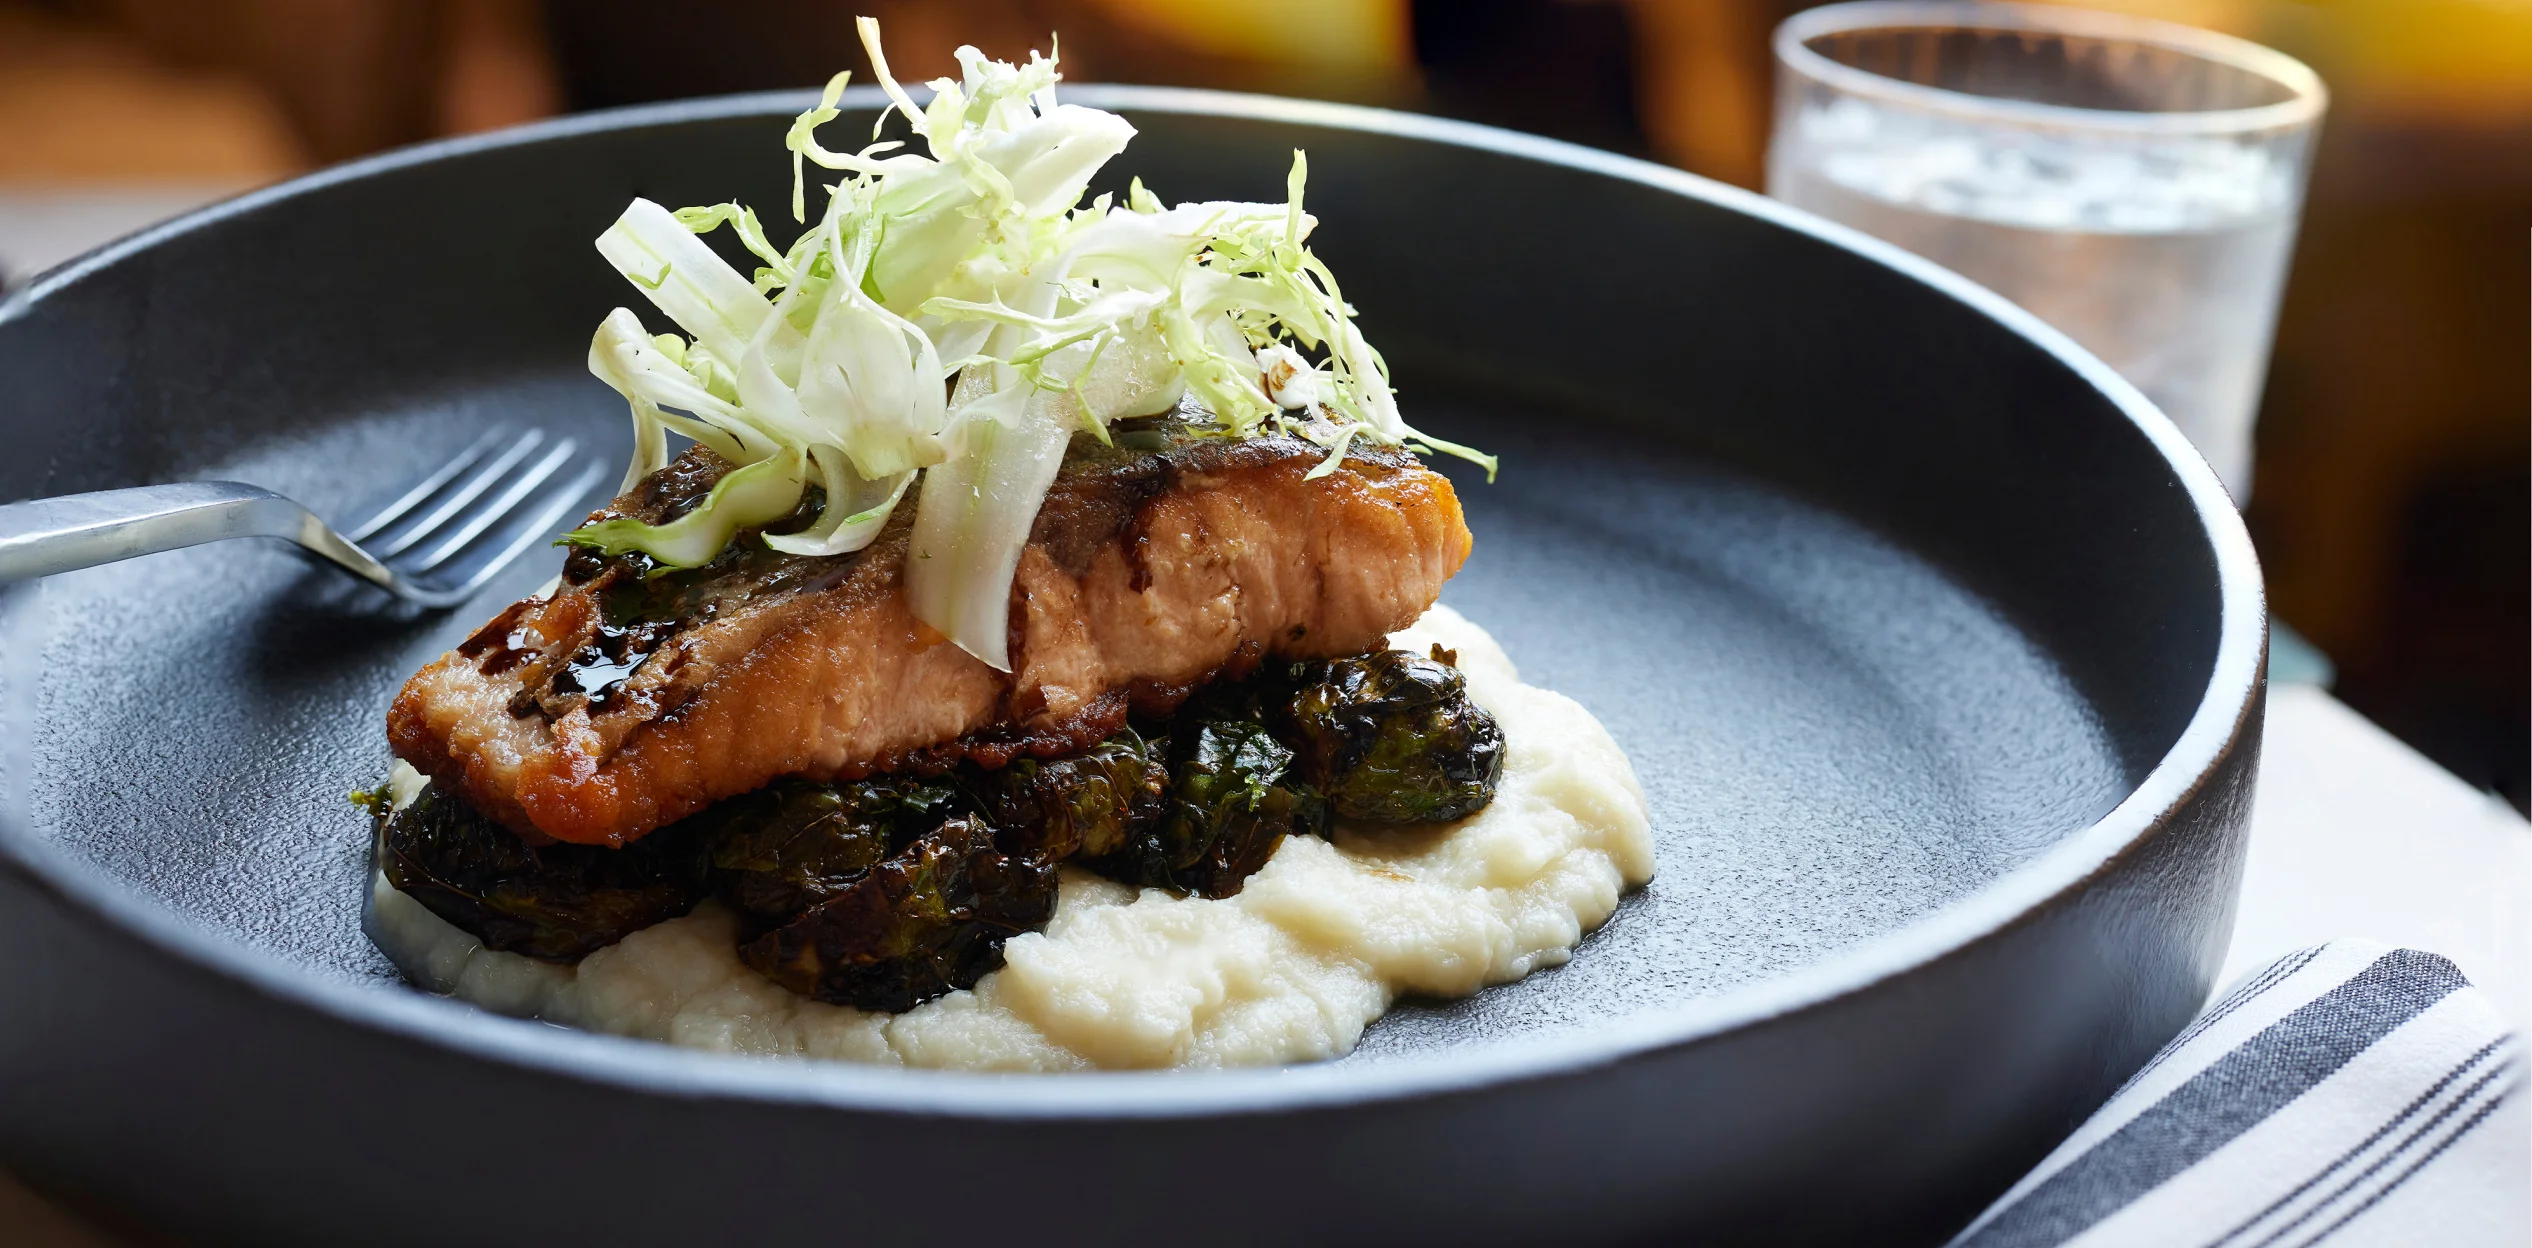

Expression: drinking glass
xmin=1767 ymin=1 xmax=2326 ymax=500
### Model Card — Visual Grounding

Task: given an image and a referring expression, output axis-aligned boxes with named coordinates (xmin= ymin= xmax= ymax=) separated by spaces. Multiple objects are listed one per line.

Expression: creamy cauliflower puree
xmin=365 ymin=605 xmax=1653 ymax=1070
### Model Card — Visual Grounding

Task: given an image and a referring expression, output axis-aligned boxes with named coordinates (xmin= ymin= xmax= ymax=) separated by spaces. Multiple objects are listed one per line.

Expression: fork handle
xmin=0 ymin=482 xmax=395 ymax=589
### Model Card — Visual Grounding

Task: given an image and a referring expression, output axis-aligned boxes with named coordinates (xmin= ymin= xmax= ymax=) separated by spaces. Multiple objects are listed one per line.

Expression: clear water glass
xmin=1767 ymin=1 xmax=2325 ymax=501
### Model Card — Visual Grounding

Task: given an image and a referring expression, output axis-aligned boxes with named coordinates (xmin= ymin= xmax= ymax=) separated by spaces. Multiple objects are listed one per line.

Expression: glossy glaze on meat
xmin=387 ymin=421 xmax=1473 ymax=846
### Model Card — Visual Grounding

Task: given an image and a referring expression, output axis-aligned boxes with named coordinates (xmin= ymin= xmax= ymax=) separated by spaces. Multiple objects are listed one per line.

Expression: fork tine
xmin=405 ymin=437 xmax=581 ymax=572
xmin=368 ymin=428 xmax=546 ymax=558
xmin=436 ymin=461 xmax=608 ymax=602
xmin=344 ymin=426 xmax=508 ymax=542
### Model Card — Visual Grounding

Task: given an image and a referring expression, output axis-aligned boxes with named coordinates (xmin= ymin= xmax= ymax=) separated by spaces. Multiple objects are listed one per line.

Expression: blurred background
xmin=0 ymin=0 xmax=2522 ymax=810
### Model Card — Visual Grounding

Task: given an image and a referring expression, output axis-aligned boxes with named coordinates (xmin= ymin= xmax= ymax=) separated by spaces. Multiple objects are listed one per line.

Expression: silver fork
xmin=0 ymin=427 xmax=605 ymax=609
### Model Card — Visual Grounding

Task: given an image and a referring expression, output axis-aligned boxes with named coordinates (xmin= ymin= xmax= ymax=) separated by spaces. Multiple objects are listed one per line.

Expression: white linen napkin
xmin=1949 ymin=940 xmax=2526 ymax=1248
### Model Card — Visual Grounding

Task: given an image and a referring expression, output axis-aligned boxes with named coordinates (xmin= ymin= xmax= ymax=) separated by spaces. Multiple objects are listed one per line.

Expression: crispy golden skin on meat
xmin=387 ymin=424 xmax=1473 ymax=847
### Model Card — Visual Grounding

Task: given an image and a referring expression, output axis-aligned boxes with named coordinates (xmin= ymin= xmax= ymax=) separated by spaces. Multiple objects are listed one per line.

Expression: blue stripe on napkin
xmin=1950 ymin=942 xmax=2524 ymax=1248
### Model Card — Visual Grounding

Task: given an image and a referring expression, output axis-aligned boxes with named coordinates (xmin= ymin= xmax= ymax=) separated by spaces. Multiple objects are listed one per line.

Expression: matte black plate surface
xmin=0 ymin=89 xmax=2263 ymax=1246
xmin=22 ymin=388 xmax=2125 ymax=1039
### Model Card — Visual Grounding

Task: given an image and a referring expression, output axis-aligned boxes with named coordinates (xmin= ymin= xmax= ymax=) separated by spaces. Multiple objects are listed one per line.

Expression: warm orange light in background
xmin=2024 ymin=0 xmax=2532 ymax=115
xmin=435 ymin=0 xmax=564 ymax=137
xmin=0 ymin=6 xmax=306 ymax=181
xmin=1082 ymin=0 xmax=1414 ymax=73
xmin=0 ymin=0 xmax=561 ymax=184
xmin=1630 ymin=0 xmax=1770 ymax=188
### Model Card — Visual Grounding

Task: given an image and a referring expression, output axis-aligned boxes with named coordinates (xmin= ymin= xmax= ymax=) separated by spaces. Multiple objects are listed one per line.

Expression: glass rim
xmin=1775 ymin=1 xmax=2327 ymax=137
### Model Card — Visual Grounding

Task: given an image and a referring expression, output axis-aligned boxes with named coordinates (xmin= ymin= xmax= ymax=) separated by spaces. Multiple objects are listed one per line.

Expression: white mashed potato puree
xmin=365 ymin=605 xmax=1654 ymax=1071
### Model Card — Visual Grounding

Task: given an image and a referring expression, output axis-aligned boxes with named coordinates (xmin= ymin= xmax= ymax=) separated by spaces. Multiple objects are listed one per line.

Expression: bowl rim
xmin=0 ymin=84 xmax=2266 ymax=1119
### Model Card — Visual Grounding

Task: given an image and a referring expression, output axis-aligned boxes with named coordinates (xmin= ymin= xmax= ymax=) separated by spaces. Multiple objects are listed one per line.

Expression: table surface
xmin=2229 ymin=685 xmax=2529 ymax=1029
xmin=4 ymin=185 xmax=2525 ymax=1244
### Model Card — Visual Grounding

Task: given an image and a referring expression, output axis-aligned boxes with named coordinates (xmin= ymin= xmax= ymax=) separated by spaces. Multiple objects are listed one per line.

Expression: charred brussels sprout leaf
xmin=977 ymin=730 xmax=1166 ymax=860
xmin=371 ymin=643 xmax=1505 ymax=1006
xmin=740 ymin=815 xmax=1059 ymax=1011
xmin=694 ymin=776 xmax=958 ymax=925
xmin=1088 ymin=715 xmax=1327 ymax=899
xmin=1282 ymin=649 xmax=1505 ymax=824
xmin=377 ymin=784 xmax=711 ymax=962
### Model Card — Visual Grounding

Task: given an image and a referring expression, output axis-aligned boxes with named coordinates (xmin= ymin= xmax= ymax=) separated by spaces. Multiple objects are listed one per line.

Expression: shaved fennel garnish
xmin=570 ymin=18 xmax=1488 ymax=669
xmin=764 ymin=448 xmax=913 ymax=557
xmin=906 ymin=366 xmax=1076 ymax=672
xmin=568 ymin=450 xmax=807 ymax=568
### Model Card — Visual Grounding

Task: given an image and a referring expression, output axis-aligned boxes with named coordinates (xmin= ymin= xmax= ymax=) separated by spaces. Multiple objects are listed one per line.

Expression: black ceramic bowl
xmin=0 ymin=89 xmax=2262 ymax=1246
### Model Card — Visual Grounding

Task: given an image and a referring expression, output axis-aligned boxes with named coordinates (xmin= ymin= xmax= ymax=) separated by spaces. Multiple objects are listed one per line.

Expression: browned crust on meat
xmin=387 ymin=426 xmax=1472 ymax=847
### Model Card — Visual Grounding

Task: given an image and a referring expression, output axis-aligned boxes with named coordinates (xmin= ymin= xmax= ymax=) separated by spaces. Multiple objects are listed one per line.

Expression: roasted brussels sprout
xmin=975 ymin=730 xmax=1167 ymax=860
xmin=371 ymin=640 xmax=1507 ymax=1006
xmin=695 ymin=776 xmax=958 ymax=925
xmin=740 ymin=815 xmax=1060 ymax=1011
xmin=1281 ymin=648 xmax=1504 ymax=824
xmin=376 ymin=784 xmax=711 ymax=962
xmin=1087 ymin=714 xmax=1327 ymax=899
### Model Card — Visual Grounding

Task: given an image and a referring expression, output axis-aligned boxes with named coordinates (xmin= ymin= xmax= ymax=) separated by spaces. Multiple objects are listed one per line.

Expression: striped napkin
xmin=1950 ymin=941 xmax=2526 ymax=1248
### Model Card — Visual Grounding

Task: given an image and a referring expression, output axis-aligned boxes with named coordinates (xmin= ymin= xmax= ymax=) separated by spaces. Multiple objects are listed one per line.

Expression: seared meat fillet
xmin=387 ymin=423 xmax=1473 ymax=847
